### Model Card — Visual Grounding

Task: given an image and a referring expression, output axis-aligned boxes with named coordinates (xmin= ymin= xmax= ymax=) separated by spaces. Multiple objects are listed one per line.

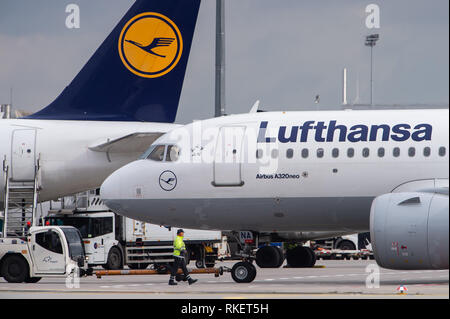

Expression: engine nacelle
xmin=370 ymin=192 xmax=449 ymax=270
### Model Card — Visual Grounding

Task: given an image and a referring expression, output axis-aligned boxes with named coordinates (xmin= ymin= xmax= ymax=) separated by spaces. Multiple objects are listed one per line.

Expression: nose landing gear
xmin=230 ymin=261 xmax=256 ymax=283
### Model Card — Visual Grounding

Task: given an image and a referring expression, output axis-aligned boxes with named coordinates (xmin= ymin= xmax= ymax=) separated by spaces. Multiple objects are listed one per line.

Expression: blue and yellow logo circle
xmin=118 ymin=12 xmax=183 ymax=78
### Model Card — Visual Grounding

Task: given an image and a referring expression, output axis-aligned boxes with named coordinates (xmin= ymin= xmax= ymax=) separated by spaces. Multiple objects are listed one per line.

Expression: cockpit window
xmin=140 ymin=144 xmax=181 ymax=162
xmin=140 ymin=145 xmax=156 ymax=160
xmin=166 ymin=145 xmax=180 ymax=162
xmin=148 ymin=145 xmax=166 ymax=161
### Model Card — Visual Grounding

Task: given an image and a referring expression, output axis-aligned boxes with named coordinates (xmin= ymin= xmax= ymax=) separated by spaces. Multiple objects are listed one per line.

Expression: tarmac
xmin=0 ymin=260 xmax=448 ymax=299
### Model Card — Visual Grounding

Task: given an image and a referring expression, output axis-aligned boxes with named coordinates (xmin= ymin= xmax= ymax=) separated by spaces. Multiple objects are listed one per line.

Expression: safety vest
xmin=173 ymin=235 xmax=186 ymax=257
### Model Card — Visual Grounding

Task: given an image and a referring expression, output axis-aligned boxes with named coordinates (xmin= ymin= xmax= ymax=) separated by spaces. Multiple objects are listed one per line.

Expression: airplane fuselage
xmin=101 ymin=109 xmax=449 ymax=232
xmin=0 ymin=119 xmax=178 ymax=209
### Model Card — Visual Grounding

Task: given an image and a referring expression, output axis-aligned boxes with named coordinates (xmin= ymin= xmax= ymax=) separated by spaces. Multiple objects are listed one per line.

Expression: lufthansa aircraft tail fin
xmin=27 ymin=0 xmax=201 ymax=122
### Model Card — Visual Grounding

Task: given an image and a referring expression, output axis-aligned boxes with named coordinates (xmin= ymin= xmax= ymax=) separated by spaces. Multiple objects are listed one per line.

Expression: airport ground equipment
xmin=2 ymin=154 xmax=40 ymax=237
xmin=315 ymin=247 xmax=374 ymax=260
xmin=1 ymin=156 xmax=91 ymax=283
xmin=0 ymin=226 xmax=89 ymax=283
xmin=310 ymin=233 xmax=374 ymax=260
xmin=311 ymin=233 xmax=371 ymax=251
xmin=94 ymin=265 xmax=227 ymax=280
xmin=44 ymin=191 xmax=223 ymax=270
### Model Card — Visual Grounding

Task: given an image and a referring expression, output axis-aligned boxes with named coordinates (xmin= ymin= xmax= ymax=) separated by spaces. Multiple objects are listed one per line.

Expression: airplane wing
xmin=88 ymin=132 xmax=164 ymax=153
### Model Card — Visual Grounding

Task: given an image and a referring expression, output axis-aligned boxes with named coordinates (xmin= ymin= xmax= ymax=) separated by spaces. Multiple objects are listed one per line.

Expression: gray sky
xmin=0 ymin=0 xmax=448 ymax=124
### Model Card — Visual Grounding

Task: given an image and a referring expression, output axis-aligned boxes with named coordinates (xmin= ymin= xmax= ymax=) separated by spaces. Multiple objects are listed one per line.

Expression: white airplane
xmin=0 ymin=0 xmax=201 ymax=223
xmin=101 ymin=107 xmax=449 ymax=282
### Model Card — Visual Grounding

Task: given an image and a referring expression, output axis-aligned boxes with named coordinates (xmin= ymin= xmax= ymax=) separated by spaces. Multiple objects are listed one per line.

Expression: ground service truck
xmin=44 ymin=190 xmax=223 ymax=270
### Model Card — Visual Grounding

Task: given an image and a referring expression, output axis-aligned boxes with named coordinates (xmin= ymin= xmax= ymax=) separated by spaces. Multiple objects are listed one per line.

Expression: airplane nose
xmin=101 ymin=163 xmax=136 ymax=215
xmin=100 ymin=160 xmax=149 ymax=214
xmin=100 ymin=172 xmax=119 ymax=201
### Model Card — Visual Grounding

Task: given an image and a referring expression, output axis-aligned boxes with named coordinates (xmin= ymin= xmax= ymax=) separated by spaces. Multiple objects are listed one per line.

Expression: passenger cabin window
xmin=256 ymin=149 xmax=263 ymax=159
xmin=347 ymin=148 xmax=355 ymax=158
xmin=408 ymin=147 xmax=416 ymax=157
xmin=271 ymin=149 xmax=279 ymax=159
xmin=317 ymin=148 xmax=324 ymax=158
xmin=378 ymin=147 xmax=385 ymax=158
xmin=362 ymin=148 xmax=370 ymax=158
xmin=332 ymin=148 xmax=339 ymax=158
xmin=423 ymin=147 xmax=431 ymax=157
xmin=439 ymin=147 xmax=446 ymax=157
xmin=301 ymin=149 xmax=309 ymax=159
xmin=286 ymin=149 xmax=294 ymax=159
xmin=393 ymin=147 xmax=400 ymax=158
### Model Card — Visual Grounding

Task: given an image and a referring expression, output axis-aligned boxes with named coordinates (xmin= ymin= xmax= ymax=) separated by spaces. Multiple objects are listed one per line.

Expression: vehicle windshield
xmin=46 ymin=216 xmax=113 ymax=239
xmin=61 ymin=228 xmax=85 ymax=261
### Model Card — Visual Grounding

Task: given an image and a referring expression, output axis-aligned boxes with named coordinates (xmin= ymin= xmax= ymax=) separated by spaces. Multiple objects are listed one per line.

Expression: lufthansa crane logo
xmin=118 ymin=12 xmax=183 ymax=78
xmin=159 ymin=170 xmax=177 ymax=191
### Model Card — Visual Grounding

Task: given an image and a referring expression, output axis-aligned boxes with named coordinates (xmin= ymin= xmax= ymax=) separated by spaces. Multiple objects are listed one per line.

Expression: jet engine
xmin=370 ymin=191 xmax=449 ymax=270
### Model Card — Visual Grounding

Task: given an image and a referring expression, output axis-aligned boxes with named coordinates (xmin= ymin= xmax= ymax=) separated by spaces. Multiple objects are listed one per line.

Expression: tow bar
xmin=94 ymin=266 xmax=230 ymax=279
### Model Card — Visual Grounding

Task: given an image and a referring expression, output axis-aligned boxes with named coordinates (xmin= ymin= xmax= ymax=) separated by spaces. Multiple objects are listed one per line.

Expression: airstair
xmin=2 ymin=156 xmax=40 ymax=238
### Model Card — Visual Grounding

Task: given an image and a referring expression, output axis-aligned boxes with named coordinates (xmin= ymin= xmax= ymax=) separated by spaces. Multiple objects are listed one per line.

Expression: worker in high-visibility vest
xmin=169 ymin=229 xmax=198 ymax=286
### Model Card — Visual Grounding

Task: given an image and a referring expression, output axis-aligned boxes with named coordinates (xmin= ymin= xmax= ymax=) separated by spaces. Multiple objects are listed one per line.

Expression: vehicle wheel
xmin=105 ymin=247 xmax=123 ymax=270
xmin=286 ymin=246 xmax=313 ymax=268
xmin=1 ymin=255 xmax=29 ymax=283
xmin=25 ymin=277 xmax=42 ymax=283
xmin=231 ymin=262 xmax=257 ymax=283
xmin=195 ymin=259 xmax=205 ymax=269
xmin=337 ymin=240 xmax=356 ymax=251
xmin=256 ymin=246 xmax=280 ymax=268
xmin=128 ymin=263 xmax=150 ymax=270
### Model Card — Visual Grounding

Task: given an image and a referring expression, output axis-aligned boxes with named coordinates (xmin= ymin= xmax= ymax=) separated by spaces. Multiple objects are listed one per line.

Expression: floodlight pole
xmin=365 ymin=34 xmax=379 ymax=106
xmin=215 ymin=0 xmax=226 ymax=117
xmin=370 ymin=44 xmax=373 ymax=106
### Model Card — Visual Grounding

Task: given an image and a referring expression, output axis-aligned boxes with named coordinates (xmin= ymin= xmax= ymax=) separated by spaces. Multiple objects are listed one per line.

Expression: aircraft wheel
xmin=286 ymin=246 xmax=314 ymax=268
xmin=231 ymin=262 xmax=257 ymax=283
xmin=275 ymin=247 xmax=286 ymax=268
xmin=305 ymin=247 xmax=316 ymax=267
xmin=256 ymin=246 xmax=280 ymax=268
